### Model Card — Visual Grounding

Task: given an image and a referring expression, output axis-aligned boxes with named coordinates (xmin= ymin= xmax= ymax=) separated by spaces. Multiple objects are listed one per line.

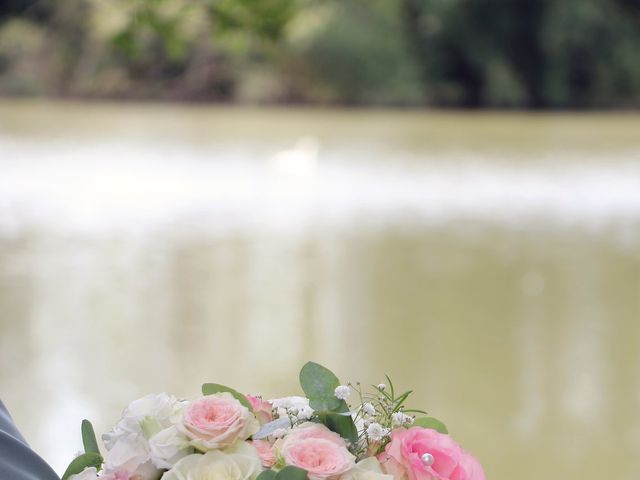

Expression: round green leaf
xmin=299 ymin=362 xmax=348 ymax=413
xmin=413 ymin=417 xmax=448 ymax=434
xmin=257 ymin=470 xmax=277 ymax=480
xmin=276 ymin=465 xmax=308 ymax=480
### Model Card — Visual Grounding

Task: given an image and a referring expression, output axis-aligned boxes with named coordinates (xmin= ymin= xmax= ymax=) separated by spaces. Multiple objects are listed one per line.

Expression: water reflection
xmin=0 ymin=102 xmax=640 ymax=480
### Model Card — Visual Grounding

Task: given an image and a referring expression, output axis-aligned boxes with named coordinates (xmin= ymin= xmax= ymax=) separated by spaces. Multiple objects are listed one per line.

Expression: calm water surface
xmin=0 ymin=101 xmax=639 ymax=479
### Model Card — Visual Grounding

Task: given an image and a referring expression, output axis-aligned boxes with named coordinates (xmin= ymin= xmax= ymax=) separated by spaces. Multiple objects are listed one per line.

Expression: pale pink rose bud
xmin=246 ymin=395 xmax=274 ymax=425
xmin=252 ymin=439 xmax=277 ymax=468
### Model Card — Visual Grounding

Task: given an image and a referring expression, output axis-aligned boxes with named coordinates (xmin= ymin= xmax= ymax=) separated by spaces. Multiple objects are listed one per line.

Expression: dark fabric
xmin=0 ymin=400 xmax=60 ymax=480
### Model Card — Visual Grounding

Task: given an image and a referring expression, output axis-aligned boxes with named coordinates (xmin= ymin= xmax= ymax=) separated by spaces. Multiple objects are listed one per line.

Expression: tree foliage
xmin=0 ymin=0 xmax=639 ymax=107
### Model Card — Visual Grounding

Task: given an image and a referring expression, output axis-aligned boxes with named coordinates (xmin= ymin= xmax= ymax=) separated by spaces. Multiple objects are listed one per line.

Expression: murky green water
xmin=1 ymin=101 xmax=639 ymax=479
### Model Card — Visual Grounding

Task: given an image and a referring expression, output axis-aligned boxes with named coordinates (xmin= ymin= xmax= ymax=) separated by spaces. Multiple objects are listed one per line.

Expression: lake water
xmin=0 ymin=100 xmax=639 ymax=479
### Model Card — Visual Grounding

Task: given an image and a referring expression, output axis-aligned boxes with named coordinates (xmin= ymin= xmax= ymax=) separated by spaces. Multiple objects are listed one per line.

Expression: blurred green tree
xmin=0 ymin=0 xmax=638 ymax=107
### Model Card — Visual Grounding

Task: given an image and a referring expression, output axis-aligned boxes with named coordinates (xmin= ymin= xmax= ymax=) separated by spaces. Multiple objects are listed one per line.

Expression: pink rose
xmin=379 ymin=428 xmax=484 ymax=480
xmin=246 ymin=395 xmax=273 ymax=425
xmin=179 ymin=393 xmax=260 ymax=450
xmin=252 ymin=439 xmax=277 ymax=468
xmin=279 ymin=423 xmax=355 ymax=479
xmin=455 ymin=453 xmax=484 ymax=480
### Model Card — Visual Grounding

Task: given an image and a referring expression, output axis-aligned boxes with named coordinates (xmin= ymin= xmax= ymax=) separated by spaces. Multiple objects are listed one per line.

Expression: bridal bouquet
xmin=63 ymin=362 xmax=484 ymax=480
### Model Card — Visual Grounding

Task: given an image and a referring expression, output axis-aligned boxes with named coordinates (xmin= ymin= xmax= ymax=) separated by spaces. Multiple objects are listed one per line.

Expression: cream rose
xmin=341 ymin=458 xmax=394 ymax=480
xmin=179 ymin=393 xmax=260 ymax=451
xmin=162 ymin=442 xmax=262 ymax=480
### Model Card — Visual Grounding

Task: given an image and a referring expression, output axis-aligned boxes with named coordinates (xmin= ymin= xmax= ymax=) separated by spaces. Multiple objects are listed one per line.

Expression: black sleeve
xmin=0 ymin=400 xmax=60 ymax=480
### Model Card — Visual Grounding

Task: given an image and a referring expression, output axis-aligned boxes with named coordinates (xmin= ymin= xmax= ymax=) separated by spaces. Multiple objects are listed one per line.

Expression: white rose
xmin=162 ymin=442 xmax=261 ymax=480
xmin=102 ymin=393 xmax=183 ymax=478
xmin=148 ymin=425 xmax=192 ymax=469
xmin=103 ymin=393 xmax=182 ymax=449
xmin=103 ymin=432 xmax=162 ymax=480
xmin=68 ymin=467 xmax=98 ymax=480
xmin=104 ymin=432 xmax=148 ymax=472
xmin=101 ymin=461 xmax=160 ymax=480
xmin=342 ymin=458 xmax=394 ymax=480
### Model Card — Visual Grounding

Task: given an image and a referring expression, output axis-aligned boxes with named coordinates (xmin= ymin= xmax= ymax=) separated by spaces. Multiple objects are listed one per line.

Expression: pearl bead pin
xmin=421 ymin=453 xmax=435 ymax=466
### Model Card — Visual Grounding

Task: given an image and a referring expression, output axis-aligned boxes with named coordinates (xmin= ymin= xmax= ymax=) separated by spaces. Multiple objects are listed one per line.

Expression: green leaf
xmin=392 ymin=390 xmax=413 ymax=412
xmin=201 ymin=383 xmax=253 ymax=411
xmin=413 ymin=417 xmax=448 ymax=434
xmin=276 ymin=465 xmax=308 ymax=480
xmin=299 ymin=362 xmax=348 ymax=413
xmin=316 ymin=411 xmax=358 ymax=444
xmin=81 ymin=420 xmax=100 ymax=455
xmin=384 ymin=374 xmax=395 ymax=398
xmin=402 ymin=409 xmax=428 ymax=415
xmin=257 ymin=470 xmax=277 ymax=480
xmin=61 ymin=452 xmax=103 ymax=480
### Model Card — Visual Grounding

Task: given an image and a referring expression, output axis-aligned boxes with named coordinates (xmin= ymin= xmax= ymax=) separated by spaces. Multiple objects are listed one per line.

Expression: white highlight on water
xmin=1 ymin=139 xmax=639 ymax=236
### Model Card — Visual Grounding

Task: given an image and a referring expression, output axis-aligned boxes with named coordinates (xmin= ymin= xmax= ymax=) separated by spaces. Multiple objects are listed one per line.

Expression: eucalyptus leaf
xmin=276 ymin=465 xmax=308 ymax=480
xmin=413 ymin=417 xmax=448 ymax=434
xmin=310 ymin=397 xmax=348 ymax=412
xmin=257 ymin=470 xmax=277 ymax=480
xmin=316 ymin=411 xmax=358 ymax=444
xmin=81 ymin=420 xmax=100 ymax=455
xmin=61 ymin=452 xmax=103 ymax=480
xmin=201 ymin=383 xmax=253 ymax=411
xmin=253 ymin=417 xmax=291 ymax=440
xmin=299 ymin=362 xmax=348 ymax=413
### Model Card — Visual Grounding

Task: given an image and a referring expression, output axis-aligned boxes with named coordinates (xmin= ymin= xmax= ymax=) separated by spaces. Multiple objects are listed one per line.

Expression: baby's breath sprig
xmin=344 ymin=375 xmax=426 ymax=459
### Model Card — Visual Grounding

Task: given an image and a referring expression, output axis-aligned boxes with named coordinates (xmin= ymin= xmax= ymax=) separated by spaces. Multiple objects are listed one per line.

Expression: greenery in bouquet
xmin=63 ymin=362 xmax=483 ymax=480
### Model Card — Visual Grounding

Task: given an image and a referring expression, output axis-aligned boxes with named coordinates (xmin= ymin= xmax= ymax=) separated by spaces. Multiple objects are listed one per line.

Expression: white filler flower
xmin=297 ymin=405 xmax=315 ymax=421
xmin=391 ymin=412 xmax=413 ymax=427
xmin=334 ymin=385 xmax=351 ymax=400
xmin=361 ymin=403 xmax=376 ymax=416
xmin=271 ymin=396 xmax=313 ymax=420
xmin=366 ymin=423 xmax=389 ymax=442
